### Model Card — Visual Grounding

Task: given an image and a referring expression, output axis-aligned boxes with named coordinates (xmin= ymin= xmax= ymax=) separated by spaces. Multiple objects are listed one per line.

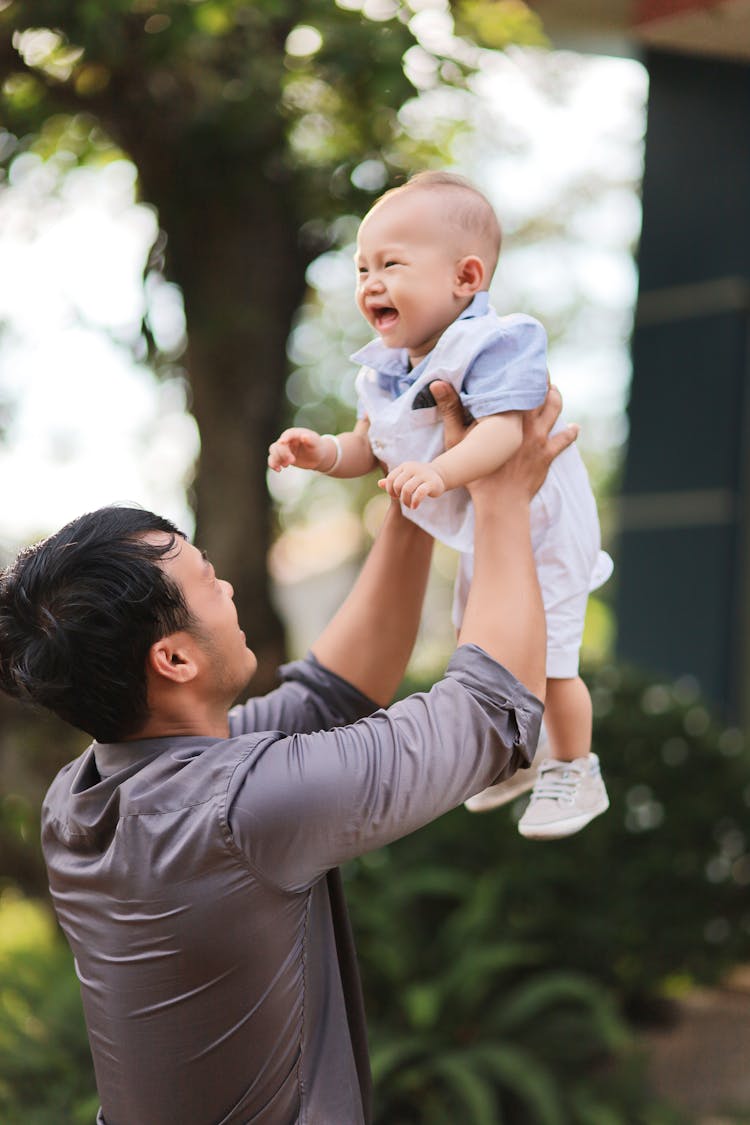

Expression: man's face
xmin=355 ymin=191 xmax=467 ymax=365
xmin=151 ymin=535 xmax=257 ymax=701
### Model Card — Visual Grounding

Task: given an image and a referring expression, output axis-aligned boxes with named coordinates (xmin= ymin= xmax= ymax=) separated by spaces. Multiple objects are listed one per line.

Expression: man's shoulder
xmin=42 ymin=731 xmax=284 ymax=836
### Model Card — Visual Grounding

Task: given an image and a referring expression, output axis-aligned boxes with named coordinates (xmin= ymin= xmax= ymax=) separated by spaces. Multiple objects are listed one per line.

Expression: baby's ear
xmin=454 ymin=255 xmax=485 ymax=295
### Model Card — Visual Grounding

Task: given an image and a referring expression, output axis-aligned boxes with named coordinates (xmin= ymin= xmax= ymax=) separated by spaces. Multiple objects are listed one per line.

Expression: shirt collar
xmin=93 ymin=735 xmax=216 ymax=780
xmin=461 ymin=291 xmax=489 ymax=318
xmin=350 ymin=291 xmax=490 ymax=373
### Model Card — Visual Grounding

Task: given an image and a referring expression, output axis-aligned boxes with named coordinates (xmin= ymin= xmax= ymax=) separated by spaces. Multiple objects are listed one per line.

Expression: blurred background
xmin=1 ymin=2 xmax=750 ymax=1122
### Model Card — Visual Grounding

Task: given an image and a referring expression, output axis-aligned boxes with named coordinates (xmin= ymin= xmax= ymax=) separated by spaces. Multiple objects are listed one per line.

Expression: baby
xmin=268 ymin=171 xmax=613 ymax=840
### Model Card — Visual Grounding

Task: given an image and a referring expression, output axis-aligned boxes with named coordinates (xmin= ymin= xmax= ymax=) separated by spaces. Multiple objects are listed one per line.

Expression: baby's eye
xmin=384 ymin=260 xmax=399 ymax=268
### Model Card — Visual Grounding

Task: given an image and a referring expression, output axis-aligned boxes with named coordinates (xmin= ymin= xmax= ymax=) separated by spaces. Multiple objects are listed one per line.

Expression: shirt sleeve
xmin=460 ymin=314 xmax=549 ymax=419
xmin=228 ymin=654 xmax=378 ymax=738
xmin=226 ymin=645 xmax=543 ymax=892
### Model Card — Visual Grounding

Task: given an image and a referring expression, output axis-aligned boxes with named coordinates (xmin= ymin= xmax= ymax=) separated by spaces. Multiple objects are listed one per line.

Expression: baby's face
xmin=355 ymin=192 xmax=470 ymax=364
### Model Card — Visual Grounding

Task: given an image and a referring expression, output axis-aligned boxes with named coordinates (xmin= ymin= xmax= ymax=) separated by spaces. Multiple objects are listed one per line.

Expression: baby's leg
xmin=518 ymin=555 xmax=608 ymax=837
xmin=518 ymin=673 xmax=608 ymax=839
xmin=510 ymin=463 xmax=613 ymax=835
xmin=543 ymin=675 xmax=592 ymax=762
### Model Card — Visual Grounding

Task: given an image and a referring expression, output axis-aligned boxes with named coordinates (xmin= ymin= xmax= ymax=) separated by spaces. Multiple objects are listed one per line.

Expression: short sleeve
xmin=461 ymin=314 xmax=548 ymax=419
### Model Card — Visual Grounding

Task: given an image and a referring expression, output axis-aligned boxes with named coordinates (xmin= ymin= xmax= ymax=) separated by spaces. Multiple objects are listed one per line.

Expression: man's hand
xmin=378 ymin=460 xmax=447 ymax=509
xmin=268 ymin=428 xmax=337 ymax=473
xmin=430 ymin=380 xmax=476 ymax=451
xmin=429 ymin=379 xmax=578 ymax=499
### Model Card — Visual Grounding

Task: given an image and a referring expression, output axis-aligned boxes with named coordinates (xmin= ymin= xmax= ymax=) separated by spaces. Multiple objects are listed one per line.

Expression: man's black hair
xmin=0 ymin=506 xmax=194 ymax=742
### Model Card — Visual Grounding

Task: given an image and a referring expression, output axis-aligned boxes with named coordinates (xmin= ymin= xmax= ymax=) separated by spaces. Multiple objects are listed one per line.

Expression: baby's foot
xmin=517 ymin=753 xmax=609 ymax=840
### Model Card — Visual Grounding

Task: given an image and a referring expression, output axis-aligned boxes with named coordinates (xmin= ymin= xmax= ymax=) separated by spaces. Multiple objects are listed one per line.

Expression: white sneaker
xmin=464 ymin=726 xmax=551 ymax=814
xmin=518 ymin=753 xmax=609 ymax=840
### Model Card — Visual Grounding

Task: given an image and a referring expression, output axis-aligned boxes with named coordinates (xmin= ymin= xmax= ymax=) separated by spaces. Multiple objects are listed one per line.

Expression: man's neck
xmin=127 ymin=704 xmax=231 ymax=741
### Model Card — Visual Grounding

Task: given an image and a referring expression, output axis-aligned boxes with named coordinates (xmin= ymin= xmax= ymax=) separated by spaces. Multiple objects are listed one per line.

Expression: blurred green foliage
xmin=0 ymin=893 xmax=98 ymax=1124
xmin=377 ymin=662 xmax=750 ymax=1012
xmin=0 ymin=694 xmax=86 ymax=899
xmin=344 ymin=659 xmax=750 ymax=1120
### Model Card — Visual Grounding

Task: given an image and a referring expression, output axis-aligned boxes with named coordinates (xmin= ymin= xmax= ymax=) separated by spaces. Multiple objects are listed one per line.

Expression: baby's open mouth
xmin=373 ymin=306 xmax=399 ymax=330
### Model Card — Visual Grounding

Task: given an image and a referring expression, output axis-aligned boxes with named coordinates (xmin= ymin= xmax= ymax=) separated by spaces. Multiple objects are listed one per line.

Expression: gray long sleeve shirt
xmin=41 ymin=644 xmax=542 ymax=1125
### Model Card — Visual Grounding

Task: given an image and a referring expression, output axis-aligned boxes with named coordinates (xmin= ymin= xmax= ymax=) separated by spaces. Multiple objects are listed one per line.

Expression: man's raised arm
xmin=310 ymin=499 xmax=434 ymax=707
xmin=453 ymin=384 xmax=578 ymax=700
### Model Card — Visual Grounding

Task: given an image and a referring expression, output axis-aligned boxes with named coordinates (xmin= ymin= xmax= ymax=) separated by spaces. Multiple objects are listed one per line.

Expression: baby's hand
xmin=378 ymin=461 xmax=446 ymax=509
xmin=268 ymin=428 xmax=335 ymax=473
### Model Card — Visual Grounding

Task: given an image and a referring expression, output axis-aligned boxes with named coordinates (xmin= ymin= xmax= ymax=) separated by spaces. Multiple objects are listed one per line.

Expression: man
xmin=0 ymin=384 xmax=575 ymax=1124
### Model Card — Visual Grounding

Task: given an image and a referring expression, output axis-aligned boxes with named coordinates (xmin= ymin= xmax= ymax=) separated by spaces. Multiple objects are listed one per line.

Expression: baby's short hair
xmin=375 ymin=171 xmax=502 ymax=278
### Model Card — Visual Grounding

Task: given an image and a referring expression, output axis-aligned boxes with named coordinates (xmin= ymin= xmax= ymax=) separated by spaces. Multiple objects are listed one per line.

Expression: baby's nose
xmin=363 ymin=272 xmax=385 ymax=292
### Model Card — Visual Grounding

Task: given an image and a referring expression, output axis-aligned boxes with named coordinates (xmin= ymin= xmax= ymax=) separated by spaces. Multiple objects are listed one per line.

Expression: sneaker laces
xmin=528 ymin=759 xmax=587 ymax=805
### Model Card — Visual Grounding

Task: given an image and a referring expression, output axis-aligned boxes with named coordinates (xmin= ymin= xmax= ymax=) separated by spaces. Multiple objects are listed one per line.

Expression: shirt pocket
xmin=409 ymin=403 xmax=440 ymax=428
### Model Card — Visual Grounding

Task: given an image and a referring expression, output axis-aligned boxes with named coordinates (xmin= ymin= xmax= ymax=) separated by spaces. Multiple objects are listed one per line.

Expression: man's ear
xmin=454 ymin=255 xmax=485 ymax=296
xmin=148 ymin=633 xmax=199 ymax=685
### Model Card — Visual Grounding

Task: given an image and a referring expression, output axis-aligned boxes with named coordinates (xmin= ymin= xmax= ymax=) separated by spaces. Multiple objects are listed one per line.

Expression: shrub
xmin=374 ymin=663 xmax=750 ymax=1007
xmin=0 ymin=893 xmax=97 ymax=1125
xmin=344 ymin=661 xmax=750 ymax=1121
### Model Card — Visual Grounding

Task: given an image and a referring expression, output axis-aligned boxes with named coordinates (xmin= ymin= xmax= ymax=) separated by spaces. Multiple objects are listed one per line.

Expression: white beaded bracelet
xmin=321 ymin=434 xmax=343 ymax=474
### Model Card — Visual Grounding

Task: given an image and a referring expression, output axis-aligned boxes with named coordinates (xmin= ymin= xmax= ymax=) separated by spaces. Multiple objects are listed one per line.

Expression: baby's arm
xmin=268 ymin=418 xmax=378 ymax=478
xmin=379 ymin=412 xmax=522 ymax=509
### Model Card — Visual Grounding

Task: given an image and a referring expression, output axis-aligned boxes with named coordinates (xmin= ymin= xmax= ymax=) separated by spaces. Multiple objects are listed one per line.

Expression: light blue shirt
xmin=351 ymin=292 xmax=549 ymax=419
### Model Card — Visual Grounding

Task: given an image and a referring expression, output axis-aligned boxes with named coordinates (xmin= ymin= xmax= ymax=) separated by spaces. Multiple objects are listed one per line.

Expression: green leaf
xmin=496 ymin=972 xmax=629 ymax=1050
xmin=370 ymin=1034 xmax=430 ymax=1083
xmin=440 ymin=942 xmax=544 ymax=1011
xmin=454 ymin=0 xmax=549 ymax=50
xmin=430 ymin=1052 xmax=498 ymax=1125
xmin=468 ymin=1042 xmax=564 ymax=1125
xmin=403 ymin=981 xmax=441 ymax=1029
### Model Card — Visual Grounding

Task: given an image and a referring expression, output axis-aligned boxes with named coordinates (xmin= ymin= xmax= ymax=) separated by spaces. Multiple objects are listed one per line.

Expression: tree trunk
xmin=157 ymin=177 xmax=308 ymax=693
xmin=72 ymin=46 xmax=312 ymax=693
